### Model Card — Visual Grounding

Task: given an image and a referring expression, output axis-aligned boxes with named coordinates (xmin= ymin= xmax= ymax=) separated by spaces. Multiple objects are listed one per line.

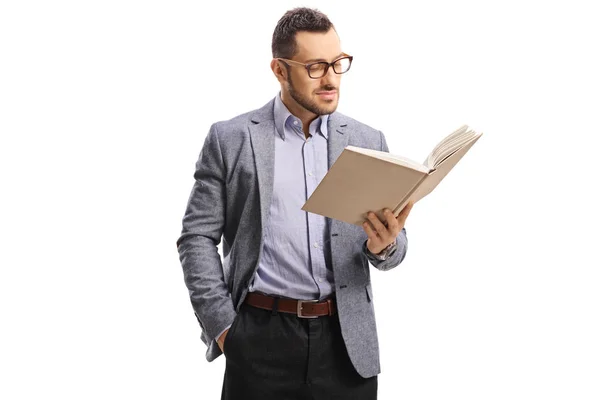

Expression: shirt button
xmin=293 ymin=120 xmax=299 ymax=125
xmin=313 ymin=242 xmax=319 ymax=248
xmin=319 ymin=278 xmax=323 ymax=283
xmin=308 ymin=172 xmax=313 ymax=176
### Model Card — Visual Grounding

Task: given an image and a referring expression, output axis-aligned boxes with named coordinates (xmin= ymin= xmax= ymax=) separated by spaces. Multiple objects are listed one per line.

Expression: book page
xmin=425 ymin=125 xmax=481 ymax=168
xmin=346 ymin=146 xmax=430 ymax=173
xmin=430 ymin=134 xmax=475 ymax=166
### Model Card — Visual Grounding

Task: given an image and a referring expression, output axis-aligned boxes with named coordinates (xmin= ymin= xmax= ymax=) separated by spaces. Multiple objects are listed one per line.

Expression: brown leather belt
xmin=244 ymin=292 xmax=336 ymax=318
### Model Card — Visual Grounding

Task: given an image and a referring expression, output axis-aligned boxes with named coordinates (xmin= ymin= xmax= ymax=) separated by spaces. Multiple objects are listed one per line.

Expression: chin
xmin=316 ymin=97 xmax=338 ymax=109
xmin=322 ymin=102 xmax=338 ymax=114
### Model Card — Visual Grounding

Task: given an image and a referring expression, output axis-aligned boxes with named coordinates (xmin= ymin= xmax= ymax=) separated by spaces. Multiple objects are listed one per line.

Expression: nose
xmin=320 ymin=66 xmax=339 ymax=86
xmin=325 ymin=64 xmax=339 ymax=79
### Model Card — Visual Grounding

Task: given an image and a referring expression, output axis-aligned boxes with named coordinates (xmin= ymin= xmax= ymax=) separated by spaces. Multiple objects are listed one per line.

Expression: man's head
xmin=270 ymin=8 xmax=351 ymax=118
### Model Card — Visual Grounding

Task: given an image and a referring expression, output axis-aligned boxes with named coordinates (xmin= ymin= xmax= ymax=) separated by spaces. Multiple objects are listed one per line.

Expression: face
xmin=279 ymin=28 xmax=344 ymax=116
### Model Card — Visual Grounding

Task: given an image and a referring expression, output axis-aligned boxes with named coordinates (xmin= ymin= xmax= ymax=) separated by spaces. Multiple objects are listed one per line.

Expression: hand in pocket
xmin=217 ymin=329 xmax=229 ymax=352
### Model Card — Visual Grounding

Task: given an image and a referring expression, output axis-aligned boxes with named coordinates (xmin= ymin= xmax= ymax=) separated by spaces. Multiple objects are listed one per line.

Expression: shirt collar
xmin=273 ymin=92 xmax=329 ymax=140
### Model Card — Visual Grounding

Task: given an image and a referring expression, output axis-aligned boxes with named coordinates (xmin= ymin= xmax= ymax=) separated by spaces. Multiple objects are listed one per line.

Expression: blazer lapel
xmin=327 ymin=112 xmax=349 ymax=169
xmin=326 ymin=112 xmax=350 ymax=237
xmin=248 ymin=99 xmax=276 ymax=234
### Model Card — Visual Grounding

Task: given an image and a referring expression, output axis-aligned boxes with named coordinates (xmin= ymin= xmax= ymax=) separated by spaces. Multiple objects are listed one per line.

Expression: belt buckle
xmin=297 ymin=299 xmax=319 ymax=319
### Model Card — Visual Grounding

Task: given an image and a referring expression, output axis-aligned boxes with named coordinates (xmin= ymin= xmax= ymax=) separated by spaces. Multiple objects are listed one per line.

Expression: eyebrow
xmin=303 ymin=52 xmax=345 ymax=63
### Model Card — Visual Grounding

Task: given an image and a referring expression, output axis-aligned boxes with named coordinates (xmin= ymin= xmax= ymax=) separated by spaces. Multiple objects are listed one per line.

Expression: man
xmin=176 ymin=7 xmax=414 ymax=400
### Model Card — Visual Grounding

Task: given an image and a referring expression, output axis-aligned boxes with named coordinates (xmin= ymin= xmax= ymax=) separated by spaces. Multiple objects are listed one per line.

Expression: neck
xmin=280 ymin=90 xmax=318 ymax=137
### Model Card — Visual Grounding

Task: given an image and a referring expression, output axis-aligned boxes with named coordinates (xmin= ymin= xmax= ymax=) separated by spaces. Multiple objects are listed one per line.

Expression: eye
xmin=308 ymin=62 xmax=327 ymax=73
xmin=334 ymin=57 xmax=351 ymax=72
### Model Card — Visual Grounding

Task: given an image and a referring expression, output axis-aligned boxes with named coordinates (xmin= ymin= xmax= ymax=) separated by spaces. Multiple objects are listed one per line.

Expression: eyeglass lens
xmin=308 ymin=57 xmax=351 ymax=78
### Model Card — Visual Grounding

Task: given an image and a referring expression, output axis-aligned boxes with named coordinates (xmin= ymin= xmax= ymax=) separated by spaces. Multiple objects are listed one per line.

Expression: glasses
xmin=277 ymin=53 xmax=353 ymax=79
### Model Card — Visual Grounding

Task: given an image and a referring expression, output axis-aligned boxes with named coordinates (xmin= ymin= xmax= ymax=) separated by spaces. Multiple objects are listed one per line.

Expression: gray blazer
xmin=176 ymin=97 xmax=408 ymax=378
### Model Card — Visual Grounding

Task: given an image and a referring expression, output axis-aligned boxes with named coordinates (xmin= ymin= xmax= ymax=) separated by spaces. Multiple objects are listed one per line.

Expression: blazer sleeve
xmin=361 ymin=130 xmax=409 ymax=271
xmin=176 ymin=123 xmax=237 ymax=348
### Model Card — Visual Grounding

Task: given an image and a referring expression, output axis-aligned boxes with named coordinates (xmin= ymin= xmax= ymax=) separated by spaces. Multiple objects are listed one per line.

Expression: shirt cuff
xmin=216 ymin=324 xmax=232 ymax=342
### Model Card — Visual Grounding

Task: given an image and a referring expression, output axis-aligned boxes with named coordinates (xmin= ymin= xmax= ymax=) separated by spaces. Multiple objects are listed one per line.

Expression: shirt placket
xmin=302 ymin=132 xmax=327 ymax=297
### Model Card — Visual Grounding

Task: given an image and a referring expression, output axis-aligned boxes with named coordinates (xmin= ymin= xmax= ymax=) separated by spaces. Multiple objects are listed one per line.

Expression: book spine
xmin=391 ymin=171 xmax=431 ymax=216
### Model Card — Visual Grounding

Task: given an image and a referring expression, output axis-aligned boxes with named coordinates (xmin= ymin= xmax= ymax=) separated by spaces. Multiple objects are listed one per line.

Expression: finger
xmin=362 ymin=220 xmax=379 ymax=241
xmin=383 ymin=208 xmax=400 ymax=235
xmin=396 ymin=201 xmax=414 ymax=227
xmin=367 ymin=211 xmax=391 ymax=241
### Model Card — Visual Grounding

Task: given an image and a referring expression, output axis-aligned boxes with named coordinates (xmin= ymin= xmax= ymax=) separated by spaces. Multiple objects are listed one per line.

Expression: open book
xmin=301 ymin=125 xmax=483 ymax=226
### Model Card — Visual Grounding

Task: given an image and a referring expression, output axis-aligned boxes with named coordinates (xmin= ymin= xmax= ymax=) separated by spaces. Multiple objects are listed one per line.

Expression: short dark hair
xmin=272 ymin=7 xmax=334 ymax=59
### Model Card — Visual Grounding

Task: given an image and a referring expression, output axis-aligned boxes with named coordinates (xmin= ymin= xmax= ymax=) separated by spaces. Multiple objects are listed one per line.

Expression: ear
xmin=270 ymin=59 xmax=287 ymax=84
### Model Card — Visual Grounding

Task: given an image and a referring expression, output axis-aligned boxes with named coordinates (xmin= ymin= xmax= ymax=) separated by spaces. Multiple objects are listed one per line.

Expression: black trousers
xmin=221 ymin=301 xmax=377 ymax=400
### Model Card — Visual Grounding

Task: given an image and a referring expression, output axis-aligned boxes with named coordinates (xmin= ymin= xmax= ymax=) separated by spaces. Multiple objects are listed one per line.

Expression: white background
xmin=1 ymin=0 xmax=599 ymax=399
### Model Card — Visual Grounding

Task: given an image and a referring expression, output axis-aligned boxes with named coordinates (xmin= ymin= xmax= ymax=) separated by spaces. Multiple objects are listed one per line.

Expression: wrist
xmin=366 ymin=240 xmax=398 ymax=261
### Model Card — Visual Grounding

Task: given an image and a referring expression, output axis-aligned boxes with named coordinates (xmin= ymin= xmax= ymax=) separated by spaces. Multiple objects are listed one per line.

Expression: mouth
xmin=316 ymin=90 xmax=337 ymax=100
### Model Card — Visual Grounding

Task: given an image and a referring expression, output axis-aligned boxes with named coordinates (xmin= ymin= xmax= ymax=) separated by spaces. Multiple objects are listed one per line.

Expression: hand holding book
xmin=363 ymin=201 xmax=414 ymax=255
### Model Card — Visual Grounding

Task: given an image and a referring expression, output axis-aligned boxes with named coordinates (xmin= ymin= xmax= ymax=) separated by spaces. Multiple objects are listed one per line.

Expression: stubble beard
xmin=287 ymin=74 xmax=338 ymax=116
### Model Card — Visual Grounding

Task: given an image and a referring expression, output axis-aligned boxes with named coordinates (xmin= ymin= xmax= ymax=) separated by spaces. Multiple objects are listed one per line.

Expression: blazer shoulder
xmin=211 ymin=110 xmax=254 ymax=135
xmin=334 ymin=111 xmax=384 ymax=146
xmin=210 ymin=98 xmax=274 ymax=140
